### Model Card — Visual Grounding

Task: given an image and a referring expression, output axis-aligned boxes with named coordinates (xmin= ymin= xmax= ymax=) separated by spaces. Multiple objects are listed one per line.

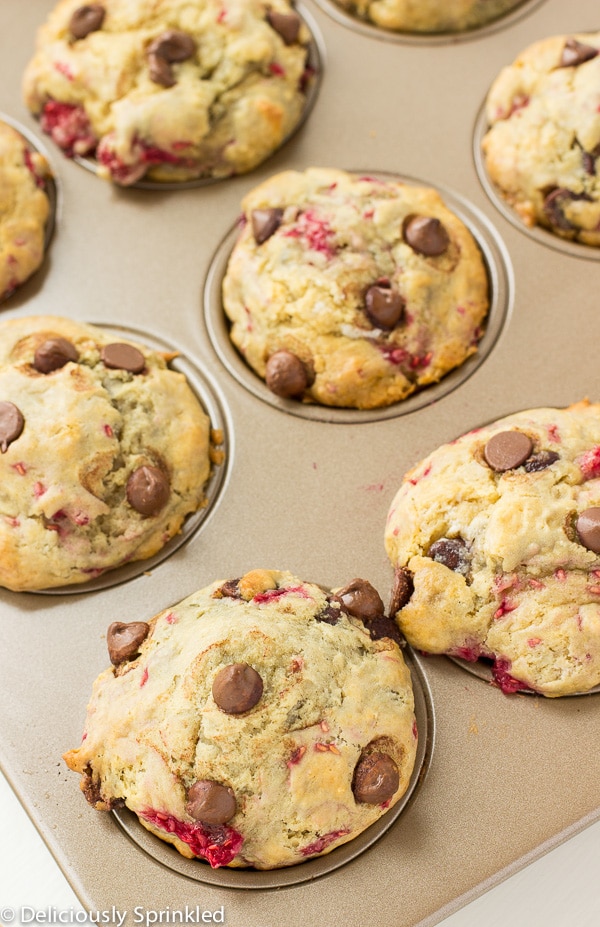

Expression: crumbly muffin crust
xmin=385 ymin=401 xmax=600 ymax=697
xmin=222 ymin=168 xmax=489 ymax=410
xmin=23 ymin=0 xmax=314 ymax=185
xmin=482 ymin=32 xmax=600 ymax=246
xmin=0 ymin=315 xmax=212 ymax=591
xmin=64 ymin=570 xmax=418 ymax=869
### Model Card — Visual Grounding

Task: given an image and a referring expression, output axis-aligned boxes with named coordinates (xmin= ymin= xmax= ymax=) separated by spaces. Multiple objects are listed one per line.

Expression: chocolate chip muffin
xmin=64 ymin=570 xmax=418 ymax=869
xmin=482 ymin=32 xmax=600 ymax=246
xmin=221 ymin=168 xmax=489 ymax=410
xmin=385 ymin=401 xmax=600 ymax=697
xmin=0 ymin=118 xmax=52 ymax=300
xmin=330 ymin=0 xmax=525 ymax=34
xmin=0 ymin=316 xmax=213 ymax=591
xmin=23 ymin=0 xmax=315 ymax=185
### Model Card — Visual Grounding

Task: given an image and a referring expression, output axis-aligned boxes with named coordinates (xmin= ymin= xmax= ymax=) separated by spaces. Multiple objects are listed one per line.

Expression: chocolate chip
xmin=582 ymin=151 xmax=596 ymax=176
xmin=559 ymin=38 xmax=598 ymax=68
xmin=148 ymin=30 xmax=196 ymax=87
xmin=364 ymin=614 xmax=403 ymax=646
xmin=267 ymin=10 xmax=301 ymax=44
xmin=186 ymin=780 xmax=236 ymax=825
xmin=69 ymin=4 xmax=105 ymax=40
xmin=106 ymin=621 xmax=150 ymax=665
xmin=265 ymin=350 xmax=309 ymax=399
xmin=524 ymin=450 xmax=560 ymax=473
xmin=389 ymin=567 xmax=414 ymax=615
xmin=576 ymin=508 xmax=600 ymax=553
xmin=403 ymin=215 xmax=449 ymax=256
xmin=251 ymin=208 xmax=283 ymax=244
xmin=33 ymin=337 xmax=79 ymax=373
xmin=483 ymin=431 xmax=533 ymax=472
xmin=316 ymin=602 xmax=341 ymax=625
xmin=352 ymin=751 xmax=399 ymax=804
xmin=101 ymin=343 xmax=145 ymax=374
xmin=218 ymin=579 xmax=241 ymax=598
xmin=428 ymin=538 xmax=470 ymax=575
xmin=336 ymin=578 xmax=385 ymax=622
xmin=212 ymin=663 xmax=263 ymax=714
xmin=542 ymin=188 xmax=591 ymax=232
xmin=364 ymin=284 xmax=405 ymax=330
xmin=126 ymin=466 xmax=170 ymax=516
xmin=0 ymin=402 xmax=24 ymax=453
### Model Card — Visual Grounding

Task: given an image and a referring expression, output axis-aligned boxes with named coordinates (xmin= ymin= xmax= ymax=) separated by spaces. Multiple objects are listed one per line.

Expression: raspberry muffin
xmin=23 ymin=0 xmax=315 ymax=185
xmin=0 ymin=316 xmax=213 ymax=591
xmin=64 ymin=570 xmax=418 ymax=869
xmin=0 ymin=119 xmax=52 ymax=301
xmin=330 ymin=0 xmax=526 ymax=34
xmin=482 ymin=32 xmax=600 ymax=246
xmin=222 ymin=168 xmax=489 ymax=410
xmin=385 ymin=401 xmax=600 ymax=697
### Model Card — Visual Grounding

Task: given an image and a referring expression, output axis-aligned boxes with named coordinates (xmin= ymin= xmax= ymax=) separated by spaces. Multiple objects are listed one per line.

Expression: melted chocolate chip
xmin=186 ymin=780 xmax=236 ymax=825
xmin=352 ymin=751 xmax=399 ymax=804
xmin=218 ymin=579 xmax=241 ymax=598
xmin=251 ymin=208 xmax=283 ymax=244
xmin=336 ymin=578 xmax=385 ymax=622
xmin=428 ymin=538 xmax=470 ymax=575
xmin=483 ymin=431 xmax=533 ymax=472
xmin=576 ymin=508 xmax=600 ymax=553
xmin=559 ymin=38 xmax=598 ymax=68
xmin=126 ymin=466 xmax=170 ymax=516
xmin=148 ymin=30 xmax=196 ymax=87
xmin=69 ymin=4 xmax=105 ymax=40
xmin=403 ymin=215 xmax=449 ymax=256
xmin=542 ymin=188 xmax=591 ymax=232
xmin=364 ymin=284 xmax=405 ymax=330
xmin=524 ymin=450 xmax=560 ymax=473
xmin=265 ymin=350 xmax=309 ymax=398
xmin=267 ymin=10 xmax=301 ymax=45
xmin=364 ymin=614 xmax=403 ymax=646
xmin=212 ymin=663 xmax=264 ymax=714
xmin=316 ymin=602 xmax=341 ymax=625
xmin=33 ymin=337 xmax=79 ymax=373
xmin=106 ymin=621 xmax=150 ymax=666
xmin=0 ymin=401 xmax=24 ymax=453
xmin=389 ymin=567 xmax=414 ymax=616
xmin=101 ymin=342 xmax=145 ymax=374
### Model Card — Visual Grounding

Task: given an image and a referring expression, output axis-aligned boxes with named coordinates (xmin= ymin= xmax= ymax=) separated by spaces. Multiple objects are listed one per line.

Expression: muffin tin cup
xmin=311 ymin=0 xmax=548 ymax=45
xmin=70 ymin=3 xmax=324 ymax=191
xmin=37 ymin=322 xmax=232 ymax=596
xmin=473 ymin=101 xmax=600 ymax=262
xmin=2 ymin=1 xmax=600 ymax=925
xmin=447 ymin=655 xmax=600 ymax=697
xmin=203 ymin=171 xmax=513 ymax=424
xmin=112 ymin=646 xmax=434 ymax=889
xmin=0 ymin=112 xmax=59 ymax=303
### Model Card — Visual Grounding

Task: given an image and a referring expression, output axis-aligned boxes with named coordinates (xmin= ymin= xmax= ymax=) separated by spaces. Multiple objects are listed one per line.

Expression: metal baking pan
xmin=0 ymin=1 xmax=599 ymax=926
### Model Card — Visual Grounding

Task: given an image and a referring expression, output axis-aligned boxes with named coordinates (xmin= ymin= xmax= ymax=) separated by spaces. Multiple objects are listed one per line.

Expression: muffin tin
xmin=0 ymin=1 xmax=599 ymax=926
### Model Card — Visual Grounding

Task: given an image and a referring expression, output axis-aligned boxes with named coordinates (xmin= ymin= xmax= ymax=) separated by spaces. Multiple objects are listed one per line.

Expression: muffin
xmin=222 ymin=168 xmax=489 ymax=410
xmin=0 ymin=118 xmax=52 ymax=301
xmin=330 ymin=0 xmax=526 ymax=34
xmin=482 ymin=32 xmax=600 ymax=246
xmin=0 ymin=315 xmax=213 ymax=591
xmin=385 ymin=401 xmax=600 ymax=697
xmin=63 ymin=570 xmax=418 ymax=869
xmin=23 ymin=0 xmax=315 ymax=186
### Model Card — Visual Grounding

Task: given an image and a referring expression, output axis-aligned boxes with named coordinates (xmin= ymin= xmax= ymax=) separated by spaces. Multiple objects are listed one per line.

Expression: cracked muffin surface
xmin=385 ymin=401 xmax=600 ymax=697
xmin=23 ymin=0 xmax=314 ymax=185
xmin=0 ymin=119 xmax=52 ymax=301
xmin=64 ymin=569 xmax=418 ymax=869
xmin=222 ymin=168 xmax=489 ymax=410
xmin=482 ymin=32 xmax=600 ymax=246
xmin=0 ymin=315 xmax=212 ymax=591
